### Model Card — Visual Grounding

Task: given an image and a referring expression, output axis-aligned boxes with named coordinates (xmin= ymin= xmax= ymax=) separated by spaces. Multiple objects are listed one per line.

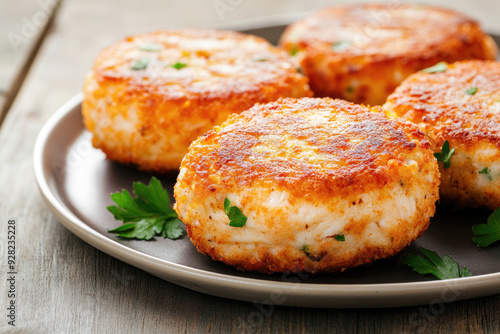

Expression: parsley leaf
xmin=422 ymin=62 xmax=448 ymax=73
xmin=472 ymin=207 xmax=500 ymax=247
xmin=332 ymin=41 xmax=351 ymax=52
xmin=290 ymin=45 xmax=299 ymax=56
xmin=224 ymin=198 xmax=247 ymax=227
xmin=107 ymin=177 xmax=183 ymax=240
xmin=252 ymin=56 xmax=268 ymax=62
xmin=171 ymin=62 xmax=187 ymax=70
xmin=161 ymin=219 xmax=184 ymax=239
xmin=465 ymin=86 xmax=478 ymax=95
xmin=131 ymin=57 xmax=150 ymax=70
xmin=403 ymin=247 xmax=472 ymax=280
xmin=334 ymin=234 xmax=345 ymax=242
xmin=461 ymin=266 xmax=473 ymax=277
xmin=301 ymin=245 xmax=311 ymax=257
xmin=138 ymin=43 xmax=163 ymax=52
xmin=434 ymin=140 xmax=455 ymax=168
xmin=479 ymin=167 xmax=493 ymax=180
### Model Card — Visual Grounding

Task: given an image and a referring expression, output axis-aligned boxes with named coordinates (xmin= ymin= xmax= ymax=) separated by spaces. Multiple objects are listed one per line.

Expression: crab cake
xmin=82 ymin=29 xmax=312 ymax=172
xmin=174 ymin=98 xmax=440 ymax=274
xmin=279 ymin=4 xmax=498 ymax=106
xmin=384 ymin=60 xmax=500 ymax=210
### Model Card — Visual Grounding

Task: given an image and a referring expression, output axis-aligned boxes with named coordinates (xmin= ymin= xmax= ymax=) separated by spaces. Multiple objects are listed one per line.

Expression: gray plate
xmin=33 ymin=24 xmax=500 ymax=308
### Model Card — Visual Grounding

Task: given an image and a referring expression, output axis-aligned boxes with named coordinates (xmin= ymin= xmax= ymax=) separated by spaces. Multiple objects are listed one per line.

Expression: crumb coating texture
xmin=385 ymin=60 xmax=500 ymax=209
xmin=280 ymin=4 xmax=498 ymax=105
xmin=175 ymin=98 xmax=440 ymax=273
xmin=82 ymin=29 xmax=312 ymax=171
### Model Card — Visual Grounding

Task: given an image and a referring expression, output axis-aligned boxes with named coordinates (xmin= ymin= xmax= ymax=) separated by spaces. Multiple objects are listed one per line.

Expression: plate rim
xmin=33 ymin=93 xmax=500 ymax=308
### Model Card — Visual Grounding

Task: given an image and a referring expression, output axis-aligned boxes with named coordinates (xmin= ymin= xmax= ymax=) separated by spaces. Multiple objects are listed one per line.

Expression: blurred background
xmin=1 ymin=0 xmax=499 ymax=118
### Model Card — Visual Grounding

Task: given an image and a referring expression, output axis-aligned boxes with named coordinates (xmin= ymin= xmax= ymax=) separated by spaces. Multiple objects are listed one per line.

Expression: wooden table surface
xmin=1 ymin=0 xmax=500 ymax=333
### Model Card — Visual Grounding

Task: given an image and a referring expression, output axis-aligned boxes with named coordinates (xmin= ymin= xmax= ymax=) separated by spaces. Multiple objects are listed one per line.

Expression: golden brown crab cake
xmin=279 ymin=4 xmax=498 ymax=106
xmin=174 ymin=98 xmax=440 ymax=274
xmin=384 ymin=60 xmax=500 ymax=210
xmin=82 ymin=29 xmax=312 ymax=172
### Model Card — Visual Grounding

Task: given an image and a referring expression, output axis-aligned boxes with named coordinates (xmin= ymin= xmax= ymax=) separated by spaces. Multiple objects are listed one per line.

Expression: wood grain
xmin=0 ymin=0 xmax=61 ymax=126
xmin=0 ymin=0 xmax=500 ymax=333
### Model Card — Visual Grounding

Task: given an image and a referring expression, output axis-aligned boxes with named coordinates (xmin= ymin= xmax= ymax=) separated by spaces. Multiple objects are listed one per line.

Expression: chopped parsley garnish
xmin=107 ymin=177 xmax=183 ymax=240
xmin=465 ymin=86 xmax=478 ymax=95
xmin=332 ymin=41 xmax=351 ymax=52
xmin=434 ymin=140 xmax=454 ymax=168
xmin=301 ymin=245 xmax=311 ymax=257
xmin=346 ymin=86 xmax=354 ymax=94
xmin=224 ymin=198 xmax=247 ymax=227
xmin=403 ymin=247 xmax=472 ymax=280
xmin=171 ymin=62 xmax=187 ymax=70
xmin=479 ymin=167 xmax=492 ymax=180
xmin=422 ymin=62 xmax=448 ymax=73
xmin=472 ymin=207 xmax=500 ymax=247
xmin=138 ymin=43 xmax=163 ymax=52
xmin=290 ymin=45 xmax=299 ymax=56
xmin=296 ymin=67 xmax=304 ymax=75
xmin=252 ymin=56 xmax=268 ymax=62
xmin=131 ymin=57 xmax=150 ymax=70
xmin=334 ymin=234 xmax=345 ymax=242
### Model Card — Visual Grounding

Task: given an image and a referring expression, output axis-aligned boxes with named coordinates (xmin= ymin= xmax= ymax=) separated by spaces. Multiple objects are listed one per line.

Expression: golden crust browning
xmin=279 ymin=4 xmax=498 ymax=105
xmin=174 ymin=98 xmax=440 ymax=273
xmin=384 ymin=60 xmax=500 ymax=209
xmin=184 ymin=98 xmax=428 ymax=197
xmin=82 ymin=29 xmax=312 ymax=172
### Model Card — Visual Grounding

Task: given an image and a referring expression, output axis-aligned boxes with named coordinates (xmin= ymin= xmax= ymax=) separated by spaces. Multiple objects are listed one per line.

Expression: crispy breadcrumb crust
xmin=279 ymin=4 xmax=498 ymax=105
xmin=384 ymin=60 xmax=500 ymax=209
xmin=174 ymin=98 xmax=440 ymax=273
xmin=82 ymin=29 xmax=312 ymax=172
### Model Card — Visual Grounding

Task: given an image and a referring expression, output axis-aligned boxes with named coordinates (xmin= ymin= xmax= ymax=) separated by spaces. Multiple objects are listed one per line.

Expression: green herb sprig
xmin=171 ymin=62 xmax=187 ymax=70
xmin=465 ymin=86 xmax=478 ymax=95
xmin=403 ymin=247 xmax=472 ymax=280
xmin=422 ymin=62 xmax=448 ymax=73
xmin=332 ymin=41 xmax=351 ymax=52
xmin=107 ymin=177 xmax=183 ymax=240
xmin=252 ymin=56 xmax=268 ymax=62
xmin=479 ymin=167 xmax=492 ymax=180
xmin=301 ymin=245 xmax=311 ymax=257
xmin=224 ymin=198 xmax=247 ymax=227
xmin=472 ymin=208 xmax=500 ymax=247
xmin=131 ymin=57 xmax=150 ymax=70
xmin=138 ymin=43 xmax=163 ymax=52
xmin=434 ymin=140 xmax=455 ymax=168
xmin=334 ymin=235 xmax=345 ymax=242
